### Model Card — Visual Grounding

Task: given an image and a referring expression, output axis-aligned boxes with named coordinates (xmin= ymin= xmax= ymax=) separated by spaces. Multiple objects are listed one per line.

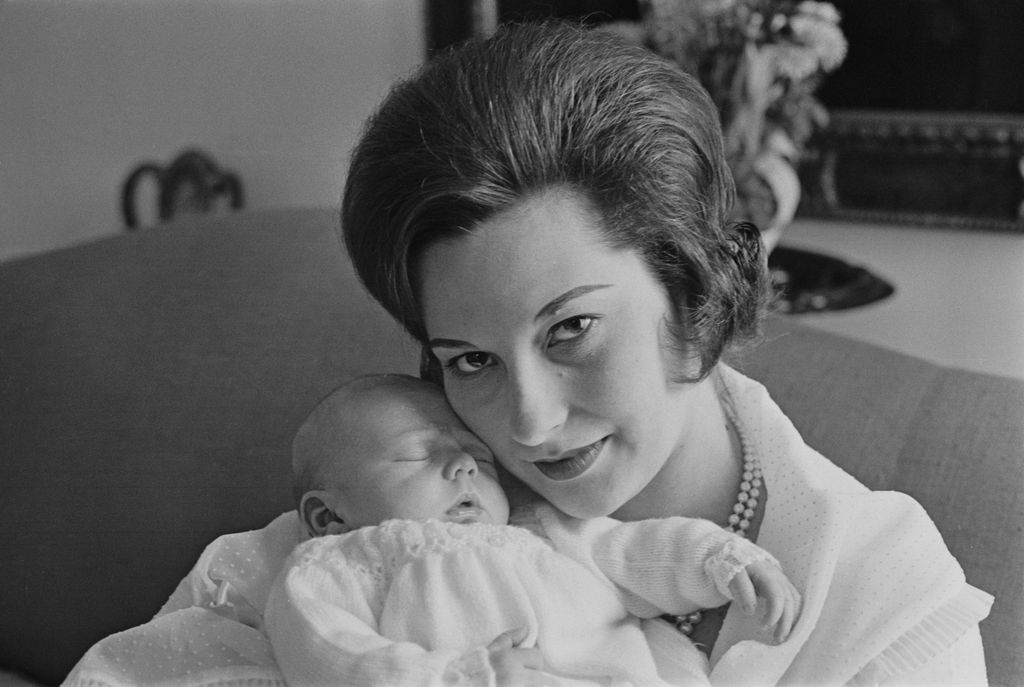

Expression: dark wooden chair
xmin=121 ymin=148 xmax=244 ymax=229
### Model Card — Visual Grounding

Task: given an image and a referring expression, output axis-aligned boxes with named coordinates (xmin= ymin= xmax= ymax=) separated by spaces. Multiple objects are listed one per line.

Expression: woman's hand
xmin=486 ymin=627 xmax=552 ymax=686
xmin=728 ymin=559 xmax=802 ymax=643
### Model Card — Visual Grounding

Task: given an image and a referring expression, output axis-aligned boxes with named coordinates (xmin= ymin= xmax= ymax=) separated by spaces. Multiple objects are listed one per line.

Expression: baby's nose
xmin=443 ymin=451 xmax=478 ymax=480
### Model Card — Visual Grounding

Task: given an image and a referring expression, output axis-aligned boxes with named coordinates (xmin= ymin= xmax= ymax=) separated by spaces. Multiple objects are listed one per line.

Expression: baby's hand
xmin=486 ymin=627 xmax=552 ymax=687
xmin=728 ymin=559 xmax=802 ymax=643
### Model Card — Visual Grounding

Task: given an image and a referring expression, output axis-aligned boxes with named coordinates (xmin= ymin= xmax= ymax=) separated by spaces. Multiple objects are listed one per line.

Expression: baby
xmin=264 ymin=374 xmax=801 ymax=687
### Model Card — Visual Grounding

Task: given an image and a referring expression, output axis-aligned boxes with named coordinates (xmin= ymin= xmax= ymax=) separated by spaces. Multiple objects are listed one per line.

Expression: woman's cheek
xmin=575 ymin=348 xmax=627 ymax=412
xmin=447 ymin=385 xmax=506 ymax=456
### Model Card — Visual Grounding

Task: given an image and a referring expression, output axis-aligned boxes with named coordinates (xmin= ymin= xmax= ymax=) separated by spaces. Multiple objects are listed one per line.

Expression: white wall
xmin=0 ymin=0 xmax=425 ymax=261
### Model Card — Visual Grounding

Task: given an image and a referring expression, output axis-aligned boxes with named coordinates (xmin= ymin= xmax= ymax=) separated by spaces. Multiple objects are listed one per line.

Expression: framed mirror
xmin=802 ymin=0 xmax=1024 ymax=232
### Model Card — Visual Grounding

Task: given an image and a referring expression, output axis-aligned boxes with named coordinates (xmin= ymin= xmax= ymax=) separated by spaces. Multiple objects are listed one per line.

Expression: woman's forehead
xmin=418 ymin=190 xmax=649 ymax=336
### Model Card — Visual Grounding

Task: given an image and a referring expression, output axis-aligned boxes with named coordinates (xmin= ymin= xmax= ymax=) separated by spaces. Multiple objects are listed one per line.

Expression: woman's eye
xmin=548 ymin=315 xmax=593 ymax=345
xmin=449 ymin=351 xmax=493 ymax=375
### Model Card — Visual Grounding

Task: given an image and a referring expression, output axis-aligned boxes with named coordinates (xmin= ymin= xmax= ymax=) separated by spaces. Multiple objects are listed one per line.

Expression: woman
xmin=341 ymin=21 xmax=991 ymax=684
xmin=63 ymin=20 xmax=991 ymax=687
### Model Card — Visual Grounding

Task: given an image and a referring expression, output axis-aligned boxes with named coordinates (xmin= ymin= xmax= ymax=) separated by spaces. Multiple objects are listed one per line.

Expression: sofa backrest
xmin=1 ymin=209 xmax=418 ymax=683
xmin=2 ymin=208 xmax=1021 ymax=685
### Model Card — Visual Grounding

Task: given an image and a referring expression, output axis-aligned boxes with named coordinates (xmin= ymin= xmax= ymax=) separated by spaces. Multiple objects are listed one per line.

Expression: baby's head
xmin=292 ymin=374 xmax=509 ymax=538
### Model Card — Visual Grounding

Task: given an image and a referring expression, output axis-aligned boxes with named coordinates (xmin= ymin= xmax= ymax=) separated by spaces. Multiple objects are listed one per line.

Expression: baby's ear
xmin=300 ymin=491 xmax=351 ymax=537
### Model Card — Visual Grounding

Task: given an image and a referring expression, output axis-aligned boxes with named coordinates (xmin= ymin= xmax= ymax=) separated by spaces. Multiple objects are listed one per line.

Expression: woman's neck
xmin=612 ymin=375 xmax=742 ymax=524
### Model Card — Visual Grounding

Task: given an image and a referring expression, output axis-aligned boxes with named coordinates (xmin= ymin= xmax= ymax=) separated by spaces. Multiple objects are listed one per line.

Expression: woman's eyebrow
xmin=427 ymin=284 xmax=612 ymax=349
xmin=428 ymin=337 xmax=472 ymax=349
xmin=535 ymin=284 xmax=611 ymax=321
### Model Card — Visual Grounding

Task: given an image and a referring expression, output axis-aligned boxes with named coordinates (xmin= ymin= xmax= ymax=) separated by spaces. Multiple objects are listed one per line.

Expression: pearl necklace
xmin=661 ymin=451 xmax=763 ymax=637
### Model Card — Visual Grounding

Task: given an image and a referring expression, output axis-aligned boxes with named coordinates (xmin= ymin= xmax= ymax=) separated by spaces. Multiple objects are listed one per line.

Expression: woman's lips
xmin=534 ymin=438 xmax=606 ymax=481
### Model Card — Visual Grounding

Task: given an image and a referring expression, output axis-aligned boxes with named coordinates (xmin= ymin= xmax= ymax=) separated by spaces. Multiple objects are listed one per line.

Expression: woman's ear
xmin=299 ymin=491 xmax=352 ymax=538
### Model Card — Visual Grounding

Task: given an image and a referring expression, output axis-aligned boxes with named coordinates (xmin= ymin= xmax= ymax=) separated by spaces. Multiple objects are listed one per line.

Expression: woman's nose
xmin=442 ymin=450 xmax=478 ymax=481
xmin=508 ymin=360 xmax=566 ymax=447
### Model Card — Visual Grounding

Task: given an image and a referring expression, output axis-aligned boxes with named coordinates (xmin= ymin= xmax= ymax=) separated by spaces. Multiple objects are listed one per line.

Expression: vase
xmin=750 ymin=152 xmax=801 ymax=254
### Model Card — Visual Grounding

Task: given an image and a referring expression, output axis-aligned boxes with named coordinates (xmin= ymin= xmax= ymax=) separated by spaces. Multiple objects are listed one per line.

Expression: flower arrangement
xmin=614 ymin=0 xmax=847 ymax=249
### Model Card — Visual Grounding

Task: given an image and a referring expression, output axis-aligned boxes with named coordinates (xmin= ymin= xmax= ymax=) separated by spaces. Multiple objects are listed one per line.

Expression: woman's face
xmin=418 ymin=188 xmax=705 ymax=518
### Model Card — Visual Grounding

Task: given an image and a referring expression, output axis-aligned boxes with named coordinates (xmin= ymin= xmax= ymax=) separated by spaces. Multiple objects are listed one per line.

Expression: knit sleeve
xmin=264 ymin=539 xmax=497 ymax=687
xmin=156 ymin=510 xmax=305 ymax=619
xmin=536 ymin=505 xmax=753 ymax=618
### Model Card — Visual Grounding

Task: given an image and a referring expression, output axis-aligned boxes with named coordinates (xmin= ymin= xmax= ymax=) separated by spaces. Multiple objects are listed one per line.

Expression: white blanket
xmin=706 ymin=365 xmax=992 ymax=685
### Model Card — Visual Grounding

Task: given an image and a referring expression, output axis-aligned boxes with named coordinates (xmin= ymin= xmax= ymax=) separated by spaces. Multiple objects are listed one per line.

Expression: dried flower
xmin=628 ymin=0 xmax=847 ymax=233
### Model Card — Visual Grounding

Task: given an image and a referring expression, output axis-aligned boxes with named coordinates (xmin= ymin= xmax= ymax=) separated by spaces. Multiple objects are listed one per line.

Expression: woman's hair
xmin=342 ymin=20 xmax=772 ymax=380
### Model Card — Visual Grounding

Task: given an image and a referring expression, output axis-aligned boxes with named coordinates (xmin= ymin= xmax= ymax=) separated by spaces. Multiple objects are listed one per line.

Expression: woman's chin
xmin=531 ymin=480 xmax=628 ymax=519
xmin=517 ymin=458 xmax=636 ymax=518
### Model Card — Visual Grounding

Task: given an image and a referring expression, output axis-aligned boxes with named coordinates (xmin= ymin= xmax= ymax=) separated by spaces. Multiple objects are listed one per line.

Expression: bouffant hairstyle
xmin=342 ymin=21 xmax=771 ymax=380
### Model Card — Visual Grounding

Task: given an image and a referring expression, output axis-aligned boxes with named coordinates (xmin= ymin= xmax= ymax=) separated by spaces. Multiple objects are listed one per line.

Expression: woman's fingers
xmin=489 ymin=631 xmax=547 ymax=687
xmin=487 ymin=626 xmax=530 ymax=650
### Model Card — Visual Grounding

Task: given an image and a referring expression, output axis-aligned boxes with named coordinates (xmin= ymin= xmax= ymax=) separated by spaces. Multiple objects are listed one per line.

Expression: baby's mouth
xmin=445 ymin=493 xmax=485 ymax=523
xmin=534 ymin=438 xmax=606 ymax=481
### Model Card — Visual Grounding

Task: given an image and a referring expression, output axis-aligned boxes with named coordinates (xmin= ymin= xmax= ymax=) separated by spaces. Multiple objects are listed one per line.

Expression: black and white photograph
xmin=2 ymin=1 xmax=1021 ymax=685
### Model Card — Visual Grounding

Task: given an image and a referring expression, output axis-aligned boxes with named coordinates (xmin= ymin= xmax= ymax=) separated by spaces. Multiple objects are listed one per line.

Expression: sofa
xmin=2 ymin=208 xmax=1021 ymax=686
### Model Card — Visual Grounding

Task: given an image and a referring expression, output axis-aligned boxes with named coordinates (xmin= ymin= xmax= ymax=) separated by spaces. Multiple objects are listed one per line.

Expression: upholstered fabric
xmin=1 ymin=208 xmax=1020 ymax=685
xmin=0 ymin=209 xmax=416 ymax=684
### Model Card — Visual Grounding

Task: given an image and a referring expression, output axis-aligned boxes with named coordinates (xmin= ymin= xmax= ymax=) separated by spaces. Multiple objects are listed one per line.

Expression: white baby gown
xmin=265 ymin=505 xmax=761 ymax=687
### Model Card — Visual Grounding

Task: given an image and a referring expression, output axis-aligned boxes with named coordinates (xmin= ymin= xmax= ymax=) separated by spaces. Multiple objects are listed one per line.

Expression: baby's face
xmin=328 ymin=384 xmax=510 ymax=529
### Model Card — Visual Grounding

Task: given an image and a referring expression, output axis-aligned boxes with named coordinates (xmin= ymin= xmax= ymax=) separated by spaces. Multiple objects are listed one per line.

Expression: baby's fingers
xmin=745 ymin=561 xmax=802 ymax=642
xmin=760 ymin=579 xmax=802 ymax=643
xmin=729 ymin=571 xmax=758 ymax=615
xmin=758 ymin=584 xmax=783 ymax=632
xmin=773 ymin=604 xmax=793 ymax=644
xmin=773 ymin=584 xmax=802 ymax=644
